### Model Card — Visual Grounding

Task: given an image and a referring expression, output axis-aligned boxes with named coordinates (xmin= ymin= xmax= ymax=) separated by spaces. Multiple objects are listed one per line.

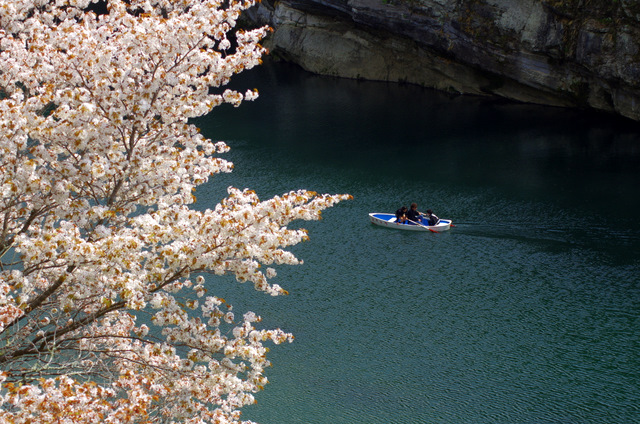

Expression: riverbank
xmin=245 ymin=0 xmax=640 ymax=122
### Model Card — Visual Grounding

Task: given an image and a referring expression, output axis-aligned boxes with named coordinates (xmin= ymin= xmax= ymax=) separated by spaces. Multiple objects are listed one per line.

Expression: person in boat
xmin=395 ymin=206 xmax=408 ymax=224
xmin=424 ymin=209 xmax=440 ymax=226
xmin=406 ymin=203 xmax=422 ymax=224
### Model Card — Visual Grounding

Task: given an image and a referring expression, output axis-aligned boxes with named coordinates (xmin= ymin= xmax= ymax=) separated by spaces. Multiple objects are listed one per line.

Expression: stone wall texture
xmin=246 ymin=0 xmax=640 ymax=121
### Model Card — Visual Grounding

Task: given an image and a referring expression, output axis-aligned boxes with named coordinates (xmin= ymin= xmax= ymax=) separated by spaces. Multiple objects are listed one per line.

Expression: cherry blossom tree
xmin=0 ymin=0 xmax=350 ymax=422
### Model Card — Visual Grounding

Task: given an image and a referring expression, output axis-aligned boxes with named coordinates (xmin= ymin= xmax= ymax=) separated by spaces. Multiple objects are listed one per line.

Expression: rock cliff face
xmin=246 ymin=0 xmax=640 ymax=121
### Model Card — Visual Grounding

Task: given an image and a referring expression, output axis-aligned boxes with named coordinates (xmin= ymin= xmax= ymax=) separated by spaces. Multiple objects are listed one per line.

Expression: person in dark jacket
xmin=425 ymin=209 xmax=439 ymax=226
xmin=406 ymin=203 xmax=422 ymax=224
xmin=395 ymin=206 xmax=408 ymax=224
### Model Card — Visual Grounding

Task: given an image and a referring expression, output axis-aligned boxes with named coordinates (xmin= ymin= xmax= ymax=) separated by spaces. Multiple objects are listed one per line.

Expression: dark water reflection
xmin=193 ymin=61 xmax=640 ymax=424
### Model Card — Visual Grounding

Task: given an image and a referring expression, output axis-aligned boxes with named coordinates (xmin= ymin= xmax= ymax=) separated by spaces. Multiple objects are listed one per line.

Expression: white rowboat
xmin=369 ymin=213 xmax=452 ymax=232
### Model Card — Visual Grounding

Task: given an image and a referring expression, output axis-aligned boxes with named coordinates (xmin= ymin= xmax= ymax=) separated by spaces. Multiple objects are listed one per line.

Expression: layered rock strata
xmin=246 ymin=0 xmax=640 ymax=121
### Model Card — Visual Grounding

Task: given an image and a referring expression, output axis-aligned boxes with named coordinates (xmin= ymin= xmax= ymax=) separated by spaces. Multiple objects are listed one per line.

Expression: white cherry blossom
xmin=0 ymin=1 xmax=351 ymax=422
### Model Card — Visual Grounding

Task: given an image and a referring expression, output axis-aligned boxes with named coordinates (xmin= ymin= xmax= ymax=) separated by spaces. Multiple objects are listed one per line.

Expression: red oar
xmin=410 ymin=218 xmax=439 ymax=233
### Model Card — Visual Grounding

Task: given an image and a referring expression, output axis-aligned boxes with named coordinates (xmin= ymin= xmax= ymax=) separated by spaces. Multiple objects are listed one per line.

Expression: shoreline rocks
xmin=246 ymin=0 xmax=640 ymax=121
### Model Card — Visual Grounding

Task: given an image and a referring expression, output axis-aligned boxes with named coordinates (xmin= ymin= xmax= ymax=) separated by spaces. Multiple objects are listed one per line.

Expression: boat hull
xmin=369 ymin=213 xmax=452 ymax=232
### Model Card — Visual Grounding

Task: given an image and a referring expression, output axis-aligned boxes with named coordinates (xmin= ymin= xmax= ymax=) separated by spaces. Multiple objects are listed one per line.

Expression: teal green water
xmin=193 ymin=62 xmax=640 ymax=424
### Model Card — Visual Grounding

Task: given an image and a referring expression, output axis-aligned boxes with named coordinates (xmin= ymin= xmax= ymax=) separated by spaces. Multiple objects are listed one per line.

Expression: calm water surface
xmin=193 ymin=61 xmax=640 ymax=424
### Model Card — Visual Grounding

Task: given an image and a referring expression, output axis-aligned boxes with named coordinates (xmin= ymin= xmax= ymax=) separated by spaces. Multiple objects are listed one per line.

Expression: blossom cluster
xmin=0 ymin=1 xmax=351 ymax=423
